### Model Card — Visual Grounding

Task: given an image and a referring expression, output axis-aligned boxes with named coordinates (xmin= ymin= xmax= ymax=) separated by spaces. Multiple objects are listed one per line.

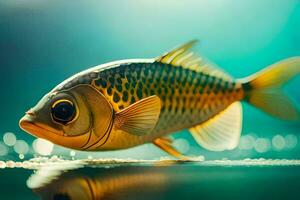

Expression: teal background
xmin=0 ymin=0 xmax=299 ymax=160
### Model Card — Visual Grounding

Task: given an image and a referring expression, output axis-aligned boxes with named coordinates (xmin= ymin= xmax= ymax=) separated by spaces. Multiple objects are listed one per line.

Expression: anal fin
xmin=189 ymin=102 xmax=243 ymax=151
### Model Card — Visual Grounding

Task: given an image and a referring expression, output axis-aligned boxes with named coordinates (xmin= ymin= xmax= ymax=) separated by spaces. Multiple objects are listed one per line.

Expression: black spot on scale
xmin=199 ymin=87 xmax=204 ymax=94
xmin=171 ymin=87 xmax=175 ymax=95
xmin=119 ymin=105 xmax=124 ymax=110
xmin=116 ymin=84 xmax=123 ymax=92
xmin=150 ymin=89 xmax=155 ymax=95
xmin=95 ymin=78 xmax=102 ymax=87
xmin=223 ymin=81 xmax=229 ymax=89
xmin=122 ymin=91 xmax=129 ymax=101
xmin=209 ymin=76 xmax=216 ymax=88
xmin=137 ymin=88 xmax=143 ymax=99
xmin=174 ymin=106 xmax=178 ymax=113
xmin=119 ymin=72 xmax=125 ymax=79
xmin=125 ymin=82 xmax=130 ymax=90
xmin=143 ymin=88 xmax=148 ymax=95
xmin=125 ymin=74 xmax=132 ymax=82
xmin=181 ymin=77 xmax=187 ymax=86
xmin=108 ymin=77 xmax=115 ymax=87
xmin=107 ymin=87 xmax=112 ymax=96
xmin=138 ymin=82 xmax=143 ymax=90
xmin=164 ymin=87 xmax=168 ymax=94
xmin=144 ymin=67 xmax=149 ymax=76
xmin=132 ymin=78 xmax=137 ymax=86
xmin=178 ymin=88 xmax=182 ymax=94
xmin=130 ymin=96 xmax=135 ymax=104
xmin=130 ymin=64 xmax=136 ymax=70
xmin=182 ymin=107 xmax=186 ymax=113
xmin=215 ymin=78 xmax=222 ymax=91
xmin=95 ymin=78 xmax=107 ymax=88
xmin=142 ymin=77 xmax=147 ymax=83
xmin=113 ymin=92 xmax=120 ymax=103
xmin=185 ymin=87 xmax=189 ymax=94
xmin=170 ymin=76 xmax=175 ymax=84
xmin=148 ymin=77 xmax=154 ymax=84
xmin=157 ymin=87 xmax=162 ymax=95
xmin=163 ymin=75 xmax=168 ymax=82
xmin=168 ymin=104 xmax=173 ymax=112
xmin=116 ymin=78 xmax=122 ymax=85
xmin=130 ymin=89 xmax=135 ymax=95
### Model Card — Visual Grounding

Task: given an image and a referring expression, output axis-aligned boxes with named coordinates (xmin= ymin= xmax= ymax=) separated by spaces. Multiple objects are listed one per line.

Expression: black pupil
xmin=52 ymin=101 xmax=75 ymax=123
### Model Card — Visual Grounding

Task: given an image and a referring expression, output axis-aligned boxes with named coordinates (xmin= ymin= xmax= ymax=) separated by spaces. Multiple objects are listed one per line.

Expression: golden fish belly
xmin=85 ymin=61 xmax=244 ymax=149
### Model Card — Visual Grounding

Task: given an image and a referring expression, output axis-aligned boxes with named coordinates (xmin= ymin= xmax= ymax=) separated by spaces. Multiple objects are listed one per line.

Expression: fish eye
xmin=51 ymin=99 xmax=76 ymax=124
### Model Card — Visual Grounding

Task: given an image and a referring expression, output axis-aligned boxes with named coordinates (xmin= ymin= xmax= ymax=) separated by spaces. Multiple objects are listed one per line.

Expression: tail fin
xmin=240 ymin=57 xmax=300 ymax=120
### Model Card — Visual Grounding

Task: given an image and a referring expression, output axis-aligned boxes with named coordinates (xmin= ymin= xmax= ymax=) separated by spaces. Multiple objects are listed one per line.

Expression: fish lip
xmin=19 ymin=114 xmax=64 ymax=137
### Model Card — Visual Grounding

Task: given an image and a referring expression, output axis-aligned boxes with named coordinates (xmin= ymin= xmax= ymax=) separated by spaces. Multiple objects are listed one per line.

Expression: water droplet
xmin=19 ymin=154 xmax=25 ymax=160
xmin=70 ymin=150 xmax=76 ymax=157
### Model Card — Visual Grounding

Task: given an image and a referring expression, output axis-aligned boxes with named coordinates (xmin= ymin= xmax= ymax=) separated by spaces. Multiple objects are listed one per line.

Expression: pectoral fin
xmin=115 ymin=96 xmax=161 ymax=136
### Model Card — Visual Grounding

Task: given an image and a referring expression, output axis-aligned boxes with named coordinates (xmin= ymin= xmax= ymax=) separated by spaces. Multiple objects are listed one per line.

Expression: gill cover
xmin=70 ymin=85 xmax=113 ymax=138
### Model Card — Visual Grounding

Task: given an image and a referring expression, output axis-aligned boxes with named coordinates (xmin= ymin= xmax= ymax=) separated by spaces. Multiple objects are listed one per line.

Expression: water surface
xmin=1 ymin=159 xmax=300 ymax=200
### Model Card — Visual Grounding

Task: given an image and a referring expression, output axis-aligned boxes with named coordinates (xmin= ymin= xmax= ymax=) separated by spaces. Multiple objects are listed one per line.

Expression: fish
xmin=19 ymin=40 xmax=300 ymax=159
xmin=28 ymin=161 xmax=180 ymax=200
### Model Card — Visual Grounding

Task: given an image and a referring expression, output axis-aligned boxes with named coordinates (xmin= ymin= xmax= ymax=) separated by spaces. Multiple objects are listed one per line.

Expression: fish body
xmin=19 ymin=41 xmax=300 ymax=158
xmin=53 ymin=59 xmax=243 ymax=150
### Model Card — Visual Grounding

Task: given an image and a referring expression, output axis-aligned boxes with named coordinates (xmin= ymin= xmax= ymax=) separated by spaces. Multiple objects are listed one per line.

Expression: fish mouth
xmin=19 ymin=114 xmax=92 ymax=150
xmin=19 ymin=114 xmax=64 ymax=138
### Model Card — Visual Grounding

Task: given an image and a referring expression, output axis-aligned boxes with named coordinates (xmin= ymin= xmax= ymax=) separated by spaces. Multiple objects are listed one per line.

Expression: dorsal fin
xmin=156 ymin=40 xmax=232 ymax=81
xmin=189 ymin=102 xmax=242 ymax=151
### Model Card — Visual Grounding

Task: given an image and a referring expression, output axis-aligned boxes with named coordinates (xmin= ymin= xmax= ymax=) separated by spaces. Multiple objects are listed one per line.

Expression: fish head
xmin=19 ymin=85 xmax=114 ymax=150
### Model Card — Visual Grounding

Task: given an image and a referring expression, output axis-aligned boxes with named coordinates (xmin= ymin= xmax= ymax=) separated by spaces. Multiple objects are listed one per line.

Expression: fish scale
xmin=90 ymin=61 xmax=244 ymax=137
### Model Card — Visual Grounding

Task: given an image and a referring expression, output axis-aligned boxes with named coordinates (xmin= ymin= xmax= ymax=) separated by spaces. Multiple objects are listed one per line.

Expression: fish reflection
xmin=27 ymin=161 xmax=183 ymax=200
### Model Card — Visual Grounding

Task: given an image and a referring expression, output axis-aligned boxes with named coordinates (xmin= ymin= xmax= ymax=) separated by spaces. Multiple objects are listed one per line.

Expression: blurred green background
xmin=0 ymin=0 xmax=299 ymax=161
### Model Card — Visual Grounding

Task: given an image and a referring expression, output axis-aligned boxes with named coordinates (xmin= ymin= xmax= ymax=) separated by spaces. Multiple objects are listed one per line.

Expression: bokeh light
xmin=13 ymin=140 xmax=29 ymax=154
xmin=254 ymin=138 xmax=271 ymax=153
xmin=32 ymin=139 xmax=54 ymax=156
xmin=272 ymin=135 xmax=286 ymax=151
xmin=284 ymin=134 xmax=298 ymax=149
xmin=238 ymin=134 xmax=256 ymax=150
xmin=173 ymin=138 xmax=190 ymax=154
xmin=3 ymin=132 xmax=16 ymax=146
xmin=0 ymin=142 xmax=9 ymax=156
